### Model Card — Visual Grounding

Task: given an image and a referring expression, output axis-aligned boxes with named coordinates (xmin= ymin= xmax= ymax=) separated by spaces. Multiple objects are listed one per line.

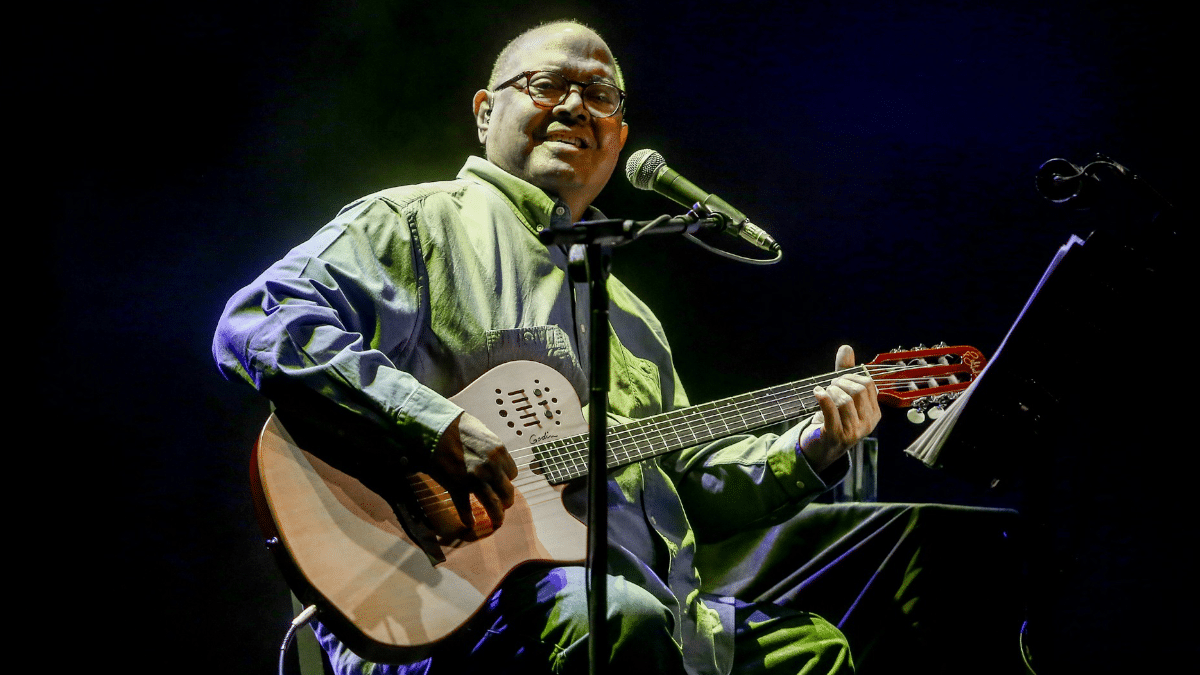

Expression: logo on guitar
xmin=963 ymin=349 xmax=984 ymax=374
xmin=530 ymin=431 xmax=559 ymax=444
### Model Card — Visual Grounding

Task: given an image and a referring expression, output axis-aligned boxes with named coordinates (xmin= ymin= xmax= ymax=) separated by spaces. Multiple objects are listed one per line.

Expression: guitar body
xmin=252 ymin=361 xmax=589 ymax=660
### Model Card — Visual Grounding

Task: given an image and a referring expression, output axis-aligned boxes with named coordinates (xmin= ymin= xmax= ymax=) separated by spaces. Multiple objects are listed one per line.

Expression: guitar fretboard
xmin=531 ymin=366 xmax=866 ymax=484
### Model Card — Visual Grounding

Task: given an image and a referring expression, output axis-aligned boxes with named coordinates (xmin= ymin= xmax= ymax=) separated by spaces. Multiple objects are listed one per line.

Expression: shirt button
xmin=795 ymin=481 xmax=806 ymax=490
xmin=555 ymin=206 xmax=565 ymax=215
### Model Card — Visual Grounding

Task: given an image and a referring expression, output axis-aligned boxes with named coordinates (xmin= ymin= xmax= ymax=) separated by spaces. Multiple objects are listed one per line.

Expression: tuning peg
xmin=924 ymin=393 xmax=961 ymax=421
xmin=907 ymin=408 xmax=927 ymax=424
xmin=933 ymin=341 xmax=947 ymax=348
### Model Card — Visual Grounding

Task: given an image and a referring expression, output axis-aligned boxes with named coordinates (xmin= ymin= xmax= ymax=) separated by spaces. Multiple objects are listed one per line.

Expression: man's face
xmin=474 ymin=25 xmax=628 ymax=218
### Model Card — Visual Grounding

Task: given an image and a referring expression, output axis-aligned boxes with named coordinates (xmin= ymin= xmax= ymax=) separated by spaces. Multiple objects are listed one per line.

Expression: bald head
xmin=488 ymin=21 xmax=625 ymax=91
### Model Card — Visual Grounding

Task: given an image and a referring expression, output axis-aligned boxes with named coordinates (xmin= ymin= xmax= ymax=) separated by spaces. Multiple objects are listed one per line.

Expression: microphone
xmin=625 ymin=149 xmax=780 ymax=253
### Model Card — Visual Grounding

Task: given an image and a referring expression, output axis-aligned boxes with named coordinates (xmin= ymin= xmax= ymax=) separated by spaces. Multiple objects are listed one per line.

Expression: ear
xmin=473 ymin=90 xmax=492 ymax=145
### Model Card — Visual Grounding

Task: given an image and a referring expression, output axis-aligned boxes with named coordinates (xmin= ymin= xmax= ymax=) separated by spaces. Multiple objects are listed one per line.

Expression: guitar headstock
xmin=866 ymin=343 xmax=986 ymax=422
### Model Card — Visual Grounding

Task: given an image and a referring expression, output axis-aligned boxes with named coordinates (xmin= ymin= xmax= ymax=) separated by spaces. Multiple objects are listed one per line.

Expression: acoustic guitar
xmin=250 ymin=344 xmax=984 ymax=661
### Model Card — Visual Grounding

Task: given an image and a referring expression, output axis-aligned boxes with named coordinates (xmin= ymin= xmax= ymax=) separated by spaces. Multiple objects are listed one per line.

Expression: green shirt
xmin=214 ymin=156 xmax=833 ymax=674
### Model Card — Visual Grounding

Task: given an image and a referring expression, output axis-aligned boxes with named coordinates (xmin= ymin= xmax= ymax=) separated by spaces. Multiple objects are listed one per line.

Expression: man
xmin=216 ymin=21 xmax=880 ymax=674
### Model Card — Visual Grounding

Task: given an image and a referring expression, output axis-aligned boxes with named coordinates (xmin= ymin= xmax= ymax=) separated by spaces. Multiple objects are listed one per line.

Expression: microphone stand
xmin=542 ymin=212 xmax=724 ymax=247
xmin=538 ymin=212 xmax=725 ymax=675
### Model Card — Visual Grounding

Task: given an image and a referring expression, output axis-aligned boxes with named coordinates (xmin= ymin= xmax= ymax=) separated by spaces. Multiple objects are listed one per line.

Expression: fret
xmin=727 ymin=392 xmax=758 ymax=431
xmin=696 ymin=401 xmax=720 ymax=444
xmin=658 ymin=413 xmax=691 ymax=450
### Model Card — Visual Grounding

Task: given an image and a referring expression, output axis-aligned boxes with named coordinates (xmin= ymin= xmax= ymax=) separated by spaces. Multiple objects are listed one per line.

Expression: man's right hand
xmin=431 ymin=412 xmax=518 ymax=536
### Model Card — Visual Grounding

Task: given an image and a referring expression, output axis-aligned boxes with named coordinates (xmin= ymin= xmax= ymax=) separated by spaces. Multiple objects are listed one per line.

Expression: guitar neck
xmin=532 ymin=365 xmax=866 ymax=484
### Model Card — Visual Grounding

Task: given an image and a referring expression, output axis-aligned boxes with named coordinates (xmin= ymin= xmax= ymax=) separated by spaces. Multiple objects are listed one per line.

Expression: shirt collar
xmin=458 ymin=156 xmax=603 ymax=238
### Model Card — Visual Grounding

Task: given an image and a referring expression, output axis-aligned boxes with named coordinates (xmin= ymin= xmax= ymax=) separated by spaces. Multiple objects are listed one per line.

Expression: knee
xmin=545 ymin=568 xmax=674 ymax=639
xmin=538 ymin=568 xmax=680 ymax=670
xmin=605 ymin=575 xmax=676 ymax=649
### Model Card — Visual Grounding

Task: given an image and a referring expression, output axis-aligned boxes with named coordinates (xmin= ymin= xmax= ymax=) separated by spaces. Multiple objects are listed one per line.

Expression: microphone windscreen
xmin=625 ymin=149 xmax=665 ymax=190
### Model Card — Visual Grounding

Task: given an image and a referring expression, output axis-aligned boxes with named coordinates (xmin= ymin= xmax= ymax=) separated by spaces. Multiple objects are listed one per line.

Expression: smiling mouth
xmin=542 ymin=134 xmax=589 ymax=149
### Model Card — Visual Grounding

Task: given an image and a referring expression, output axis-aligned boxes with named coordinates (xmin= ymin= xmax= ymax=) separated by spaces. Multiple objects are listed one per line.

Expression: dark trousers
xmin=695 ymin=502 xmax=1026 ymax=674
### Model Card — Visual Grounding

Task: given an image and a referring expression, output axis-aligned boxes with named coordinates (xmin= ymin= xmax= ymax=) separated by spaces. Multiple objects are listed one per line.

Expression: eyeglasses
xmin=493 ymin=71 xmax=625 ymax=118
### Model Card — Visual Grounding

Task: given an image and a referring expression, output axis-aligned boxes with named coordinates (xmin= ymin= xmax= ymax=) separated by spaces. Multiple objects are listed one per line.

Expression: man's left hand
xmin=798 ymin=345 xmax=881 ymax=473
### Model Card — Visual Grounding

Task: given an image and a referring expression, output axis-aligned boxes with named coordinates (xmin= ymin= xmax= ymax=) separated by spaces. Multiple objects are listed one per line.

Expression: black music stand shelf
xmin=904 ymin=183 xmax=1191 ymax=672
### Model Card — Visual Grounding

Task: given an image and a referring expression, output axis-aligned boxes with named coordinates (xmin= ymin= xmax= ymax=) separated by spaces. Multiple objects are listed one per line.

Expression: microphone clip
xmin=687 ymin=200 xmax=780 ymax=254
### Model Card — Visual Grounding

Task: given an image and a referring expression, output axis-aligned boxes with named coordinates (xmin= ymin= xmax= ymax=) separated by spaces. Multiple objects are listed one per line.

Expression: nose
xmin=553 ymin=84 xmax=589 ymax=119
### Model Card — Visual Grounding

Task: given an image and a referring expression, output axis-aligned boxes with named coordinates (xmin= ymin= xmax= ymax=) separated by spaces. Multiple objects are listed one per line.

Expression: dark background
xmin=37 ymin=0 xmax=1186 ymax=671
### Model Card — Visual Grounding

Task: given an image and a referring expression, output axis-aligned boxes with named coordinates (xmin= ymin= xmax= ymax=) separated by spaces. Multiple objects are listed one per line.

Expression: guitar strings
xmin=408 ymin=374 xmax=957 ymax=502
xmin=406 ymin=364 xmax=965 ymax=494
xmin=508 ymin=372 xmax=962 ymax=473
xmin=409 ymin=378 xmax=935 ymax=514
xmin=406 ymin=363 xmax=972 ymax=514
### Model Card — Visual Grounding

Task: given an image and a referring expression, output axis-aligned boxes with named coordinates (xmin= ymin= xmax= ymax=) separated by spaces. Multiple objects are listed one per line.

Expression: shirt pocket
xmin=608 ymin=331 xmax=663 ymax=420
xmin=484 ymin=325 xmax=588 ymax=403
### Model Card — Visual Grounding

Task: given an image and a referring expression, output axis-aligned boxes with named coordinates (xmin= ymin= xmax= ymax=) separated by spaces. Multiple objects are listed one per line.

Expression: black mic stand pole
xmin=540 ymin=212 xmax=725 ymax=675
xmin=583 ymin=241 xmax=611 ymax=675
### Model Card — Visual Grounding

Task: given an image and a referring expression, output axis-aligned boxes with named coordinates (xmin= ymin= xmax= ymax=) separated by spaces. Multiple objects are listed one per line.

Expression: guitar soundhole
xmin=489 ymin=384 xmax=568 ymax=435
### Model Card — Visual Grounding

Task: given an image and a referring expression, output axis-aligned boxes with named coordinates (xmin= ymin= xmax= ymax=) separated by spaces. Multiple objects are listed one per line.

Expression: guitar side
xmin=252 ymin=361 xmax=589 ymax=660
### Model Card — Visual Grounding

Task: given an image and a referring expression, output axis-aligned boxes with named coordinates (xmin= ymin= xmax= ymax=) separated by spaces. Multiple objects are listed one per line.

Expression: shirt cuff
xmin=766 ymin=419 xmax=832 ymax=500
xmin=392 ymin=384 xmax=465 ymax=456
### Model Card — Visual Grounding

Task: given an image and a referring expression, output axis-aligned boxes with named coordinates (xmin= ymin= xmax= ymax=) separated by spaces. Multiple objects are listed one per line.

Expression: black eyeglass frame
xmin=492 ymin=70 xmax=626 ymax=118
